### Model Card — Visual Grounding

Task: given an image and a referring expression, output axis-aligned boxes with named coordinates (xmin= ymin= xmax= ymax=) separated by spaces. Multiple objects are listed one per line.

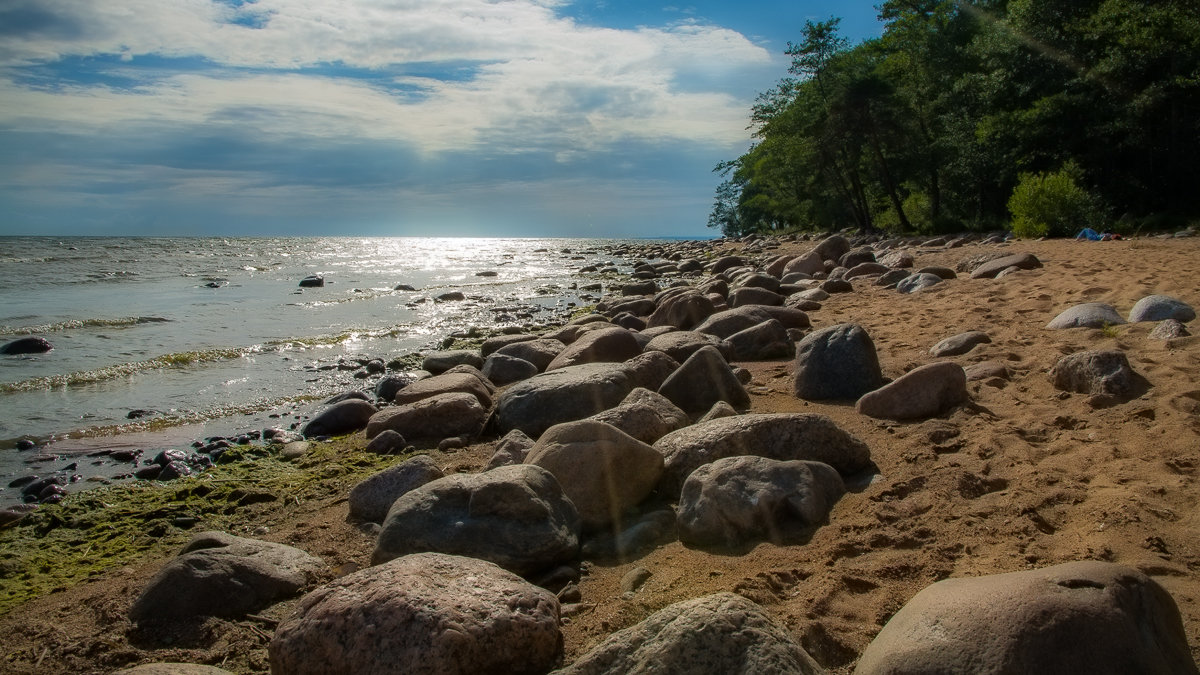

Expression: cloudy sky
xmin=0 ymin=0 xmax=883 ymax=238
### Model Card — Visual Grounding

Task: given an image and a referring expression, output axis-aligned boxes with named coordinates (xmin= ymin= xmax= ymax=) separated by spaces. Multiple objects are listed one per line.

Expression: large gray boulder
xmin=392 ymin=371 xmax=493 ymax=408
xmin=365 ymin=392 xmax=489 ymax=441
xmin=658 ymin=346 xmax=750 ymax=415
xmin=301 ymin=399 xmax=378 ymax=438
xmin=421 ymin=349 xmax=484 ymax=374
xmin=495 ymin=338 xmax=567 ymax=372
xmin=813 ymin=235 xmax=851 ymax=262
xmin=588 ymin=387 xmax=689 ymax=445
xmin=348 ymin=455 xmax=444 ymax=523
xmin=969 ymin=252 xmax=1042 ymax=279
xmin=495 ymin=363 xmax=635 ymax=437
xmin=558 ymin=592 xmax=823 ymax=675
xmin=645 ymin=330 xmax=733 ymax=363
xmin=729 ymin=287 xmax=784 ymax=308
xmin=270 ymin=553 xmax=562 ymax=675
xmin=373 ymin=464 xmax=581 ymax=577
xmin=623 ymin=350 xmax=682 ymax=391
xmin=793 ymin=323 xmax=882 ymax=401
xmin=1046 ymin=303 xmax=1127 ymax=330
xmin=1128 ymin=295 xmax=1195 ymax=323
xmin=693 ymin=306 xmax=780 ymax=339
xmin=782 ymin=250 xmax=825 ymax=277
xmin=546 ymin=326 xmax=642 ymax=371
xmin=654 ymin=413 xmax=872 ymax=497
xmin=896 ymin=273 xmax=943 ymax=294
xmin=485 ymin=429 xmax=536 ymax=470
xmin=646 ymin=289 xmax=716 ymax=330
xmin=726 ymin=319 xmax=793 ymax=361
xmin=525 ymin=420 xmax=663 ymax=531
xmin=856 ymin=362 xmax=968 ymax=421
xmin=677 ymin=457 xmax=845 ymax=547
xmin=854 ymin=561 xmax=1198 ymax=675
xmin=130 ymin=532 xmax=324 ymax=624
xmin=1050 ymin=350 xmax=1136 ymax=396
xmin=482 ymin=352 xmax=539 ymax=385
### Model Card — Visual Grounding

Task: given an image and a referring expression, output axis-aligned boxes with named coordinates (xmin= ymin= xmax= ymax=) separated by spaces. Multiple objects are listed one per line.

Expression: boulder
xmin=658 ymin=346 xmax=750 ymax=414
xmin=646 ymin=290 xmax=716 ymax=330
xmin=820 ymin=278 xmax=854 ymax=294
xmin=698 ymin=400 xmax=739 ymax=423
xmin=856 ymin=362 xmax=968 ymax=420
xmin=482 ymin=353 xmax=539 ymax=385
xmin=729 ymin=287 xmax=784 ymax=308
xmin=0 ymin=337 xmax=53 ymax=355
xmin=485 ymin=429 xmax=535 ymax=470
xmin=374 ymin=371 xmax=427 ymax=403
xmin=877 ymin=250 xmax=914 ymax=268
xmin=373 ymin=464 xmax=581 ymax=577
xmin=495 ymin=363 xmax=635 ymax=438
xmin=525 ymin=421 xmax=664 ymax=531
xmin=365 ymin=392 xmax=488 ymax=442
xmin=495 ymin=338 xmax=567 ymax=372
xmin=694 ymin=306 xmax=781 ymax=339
xmin=813 ymin=235 xmax=851 ymax=262
xmin=588 ymin=387 xmax=689 ymax=445
xmin=916 ymin=266 xmax=957 ymax=280
xmin=709 ymin=255 xmax=745 ymax=274
xmin=546 ymin=327 xmax=642 ymax=371
xmin=1050 ymin=350 xmax=1136 ymax=396
xmin=301 ymin=399 xmax=378 ymax=439
xmin=839 ymin=249 xmax=877 ymax=268
xmin=854 ymin=561 xmax=1198 ymax=675
xmin=930 ymin=331 xmax=991 ymax=357
xmin=969 ymin=252 xmax=1043 ymax=279
xmin=129 ymin=532 xmax=324 ymax=624
xmin=793 ymin=323 xmax=882 ymax=401
xmin=364 ymin=429 xmax=407 ymax=455
xmin=392 ymin=371 xmax=493 ymax=408
xmin=677 ymin=456 xmax=845 ymax=547
xmin=558 ymin=592 xmax=823 ymax=675
xmin=733 ymin=272 xmax=782 ymax=293
xmin=1046 ymin=303 xmax=1127 ymax=330
xmin=844 ymin=262 xmax=890 ymax=279
xmin=348 ymin=455 xmax=444 ymax=523
xmin=298 ymin=275 xmax=324 ymax=288
xmin=480 ymin=333 xmax=537 ymax=357
xmin=645 ymin=330 xmax=733 ymax=363
xmin=655 ymin=413 xmax=872 ymax=497
xmin=1128 ymin=295 xmax=1195 ymax=323
xmin=1150 ymin=319 xmax=1190 ymax=340
xmin=964 ymin=360 xmax=1010 ymax=382
xmin=623 ymin=350 xmax=681 ymax=391
xmin=896 ymin=273 xmax=943 ymax=294
xmin=875 ymin=269 xmax=911 ymax=288
xmin=782 ymin=251 xmax=825 ymax=277
xmin=269 ymin=553 xmax=562 ymax=675
xmin=726 ymin=319 xmax=792 ymax=361
xmin=421 ymin=349 xmax=484 ymax=374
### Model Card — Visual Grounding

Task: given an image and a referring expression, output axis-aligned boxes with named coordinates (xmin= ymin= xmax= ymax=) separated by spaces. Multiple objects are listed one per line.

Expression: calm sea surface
xmin=0 ymin=236 xmax=645 ymax=502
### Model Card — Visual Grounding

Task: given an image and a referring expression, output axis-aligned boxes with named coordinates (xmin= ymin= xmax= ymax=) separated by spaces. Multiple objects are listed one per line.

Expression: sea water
xmin=0 ymin=236 xmax=643 ymax=503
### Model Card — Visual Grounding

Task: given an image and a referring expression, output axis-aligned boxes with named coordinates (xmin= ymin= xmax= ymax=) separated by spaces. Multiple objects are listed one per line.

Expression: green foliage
xmin=1007 ymin=161 xmax=1103 ymax=238
xmin=710 ymin=0 xmax=1200 ymax=237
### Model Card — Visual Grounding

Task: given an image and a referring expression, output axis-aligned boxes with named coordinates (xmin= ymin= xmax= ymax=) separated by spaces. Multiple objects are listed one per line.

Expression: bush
xmin=1007 ymin=161 xmax=1104 ymax=238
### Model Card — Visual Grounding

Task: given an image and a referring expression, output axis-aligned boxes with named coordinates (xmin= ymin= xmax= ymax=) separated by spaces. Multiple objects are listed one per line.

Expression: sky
xmin=0 ymin=1 xmax=885 ymax=238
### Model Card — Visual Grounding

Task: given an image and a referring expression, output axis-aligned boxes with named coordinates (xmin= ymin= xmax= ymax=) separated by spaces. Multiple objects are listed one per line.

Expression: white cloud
xmin=0 ymin=0 xmax=771 ymax=153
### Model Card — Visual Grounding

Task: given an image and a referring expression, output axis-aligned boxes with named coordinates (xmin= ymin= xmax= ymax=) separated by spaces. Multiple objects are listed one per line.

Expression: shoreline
xmin=1 ymin=232 xmax=1199 ymax=673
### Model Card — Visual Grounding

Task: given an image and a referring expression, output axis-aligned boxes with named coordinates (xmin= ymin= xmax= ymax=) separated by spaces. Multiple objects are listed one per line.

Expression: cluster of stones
xmin=114 ymin=232 xmax=1197 ymax=674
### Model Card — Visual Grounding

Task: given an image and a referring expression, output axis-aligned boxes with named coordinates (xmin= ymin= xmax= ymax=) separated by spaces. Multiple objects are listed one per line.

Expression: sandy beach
xmin=1 ymin=234 xmax=1198 ymax=674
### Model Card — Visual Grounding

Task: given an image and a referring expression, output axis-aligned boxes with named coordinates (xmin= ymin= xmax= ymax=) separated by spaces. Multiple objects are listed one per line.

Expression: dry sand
xmin=1 ymin=235 xmax=1198 ymax=674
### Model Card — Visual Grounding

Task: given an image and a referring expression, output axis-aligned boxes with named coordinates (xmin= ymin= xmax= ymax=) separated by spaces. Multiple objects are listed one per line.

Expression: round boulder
xmin=348 ymin=455 xmax=444 ymax=523
xmin=0 ymin=337 xmax=53 ymax=355
xmin=1046 ymin=303 xmax=1127 ymax=330
xmin=677 ymin=457 xmax=845 ymax=547
xmin=855 ymin=561 xmax=1197 ymax=675
xmin=269 ymin=553 xmax=562 ymax=675
xmin=793 ymin=323 xmax=882 ymax=401
xmin=1050 ymin=349 xmax=1136 ymax=396
xmin=372 ymin=464 xmax=581 ymax=577
xmin=1128 ymin=295 xmax=1195 ymax=323
xmin=301 ymin=399 xmax=378 ymax=439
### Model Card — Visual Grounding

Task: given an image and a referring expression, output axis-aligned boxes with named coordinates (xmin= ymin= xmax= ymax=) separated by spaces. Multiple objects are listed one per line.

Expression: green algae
xmin=0 ymin=438 xmax=409 ymax=616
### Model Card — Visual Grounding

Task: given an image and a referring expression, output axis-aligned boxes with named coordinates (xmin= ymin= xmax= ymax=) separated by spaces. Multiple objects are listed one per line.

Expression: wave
xmin=0 ymin=346 xmax=259 ymax=394
xmin=0 ymin=316 xmax=171 ymax=336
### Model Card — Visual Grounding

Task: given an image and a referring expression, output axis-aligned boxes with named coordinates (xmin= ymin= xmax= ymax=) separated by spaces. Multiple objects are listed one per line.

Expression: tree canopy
xmin=709 ymin=0 xmax=1200 ymax=237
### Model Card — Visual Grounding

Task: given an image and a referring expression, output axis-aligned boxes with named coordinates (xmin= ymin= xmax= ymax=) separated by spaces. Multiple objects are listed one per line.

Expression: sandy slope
xmin=1 ymin=235 xmax=1198 ymax=674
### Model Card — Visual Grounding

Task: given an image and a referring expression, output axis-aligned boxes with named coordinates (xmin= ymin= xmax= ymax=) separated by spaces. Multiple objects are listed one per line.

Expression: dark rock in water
xmin=110 ymin=448 xmax=142 ymax=462
xmin=373 ymin=464 xmax=581 ymax=577
xmin=135 ymin=465 xmax=164 ymax=480
xmin=269 ymin=553 xmax=563 ymax=675
xmin=21 ymin=476 xmax=62 ymax=500
xmin=130 ymin=531 xmax=324 ymax=624
xmin=298 ymin=275 xmax=324 ymax=288
xmin=349 ymin=454 xmax=443 ymax=523
xmin=126 ymin=409 xmax=158 ymax=419
xmin=364 ymin=359 xmax=386 ymax=374
xmin=158 ymin=460 xmax=194 ymax=481
xmin=0 ymin=504 xmax=38 ymax=529
xmin=1 ymin=337 xmax=53 ymax=355
xmin=435 ymin=291 xmax=466 ymax=302
xmin=15 ymin=439 xmax=35 ymax=451
xmin=324 ymin=390 xmax=372 ymax=405
xmin=152 ymin=449 xmax=188 ymax=467
xmin=559 ymin=592 xmax=823 ymax=675
xmin=302 ymin=399 xmax=378 ymax=438
xmin=677 ymin=456 xmax=845 ymax=547
xmin=793 ymin=323 xmax=882 ymax=401
xmin=393 ymin=283 xmax=417 ymax=291
xmin=855 ymin=561 xmax=1197 ymax=675
xmin=8 ymin=474 xmax=38 ymax=488
xmin=476 ymin=270 xmax=498 ymax=277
